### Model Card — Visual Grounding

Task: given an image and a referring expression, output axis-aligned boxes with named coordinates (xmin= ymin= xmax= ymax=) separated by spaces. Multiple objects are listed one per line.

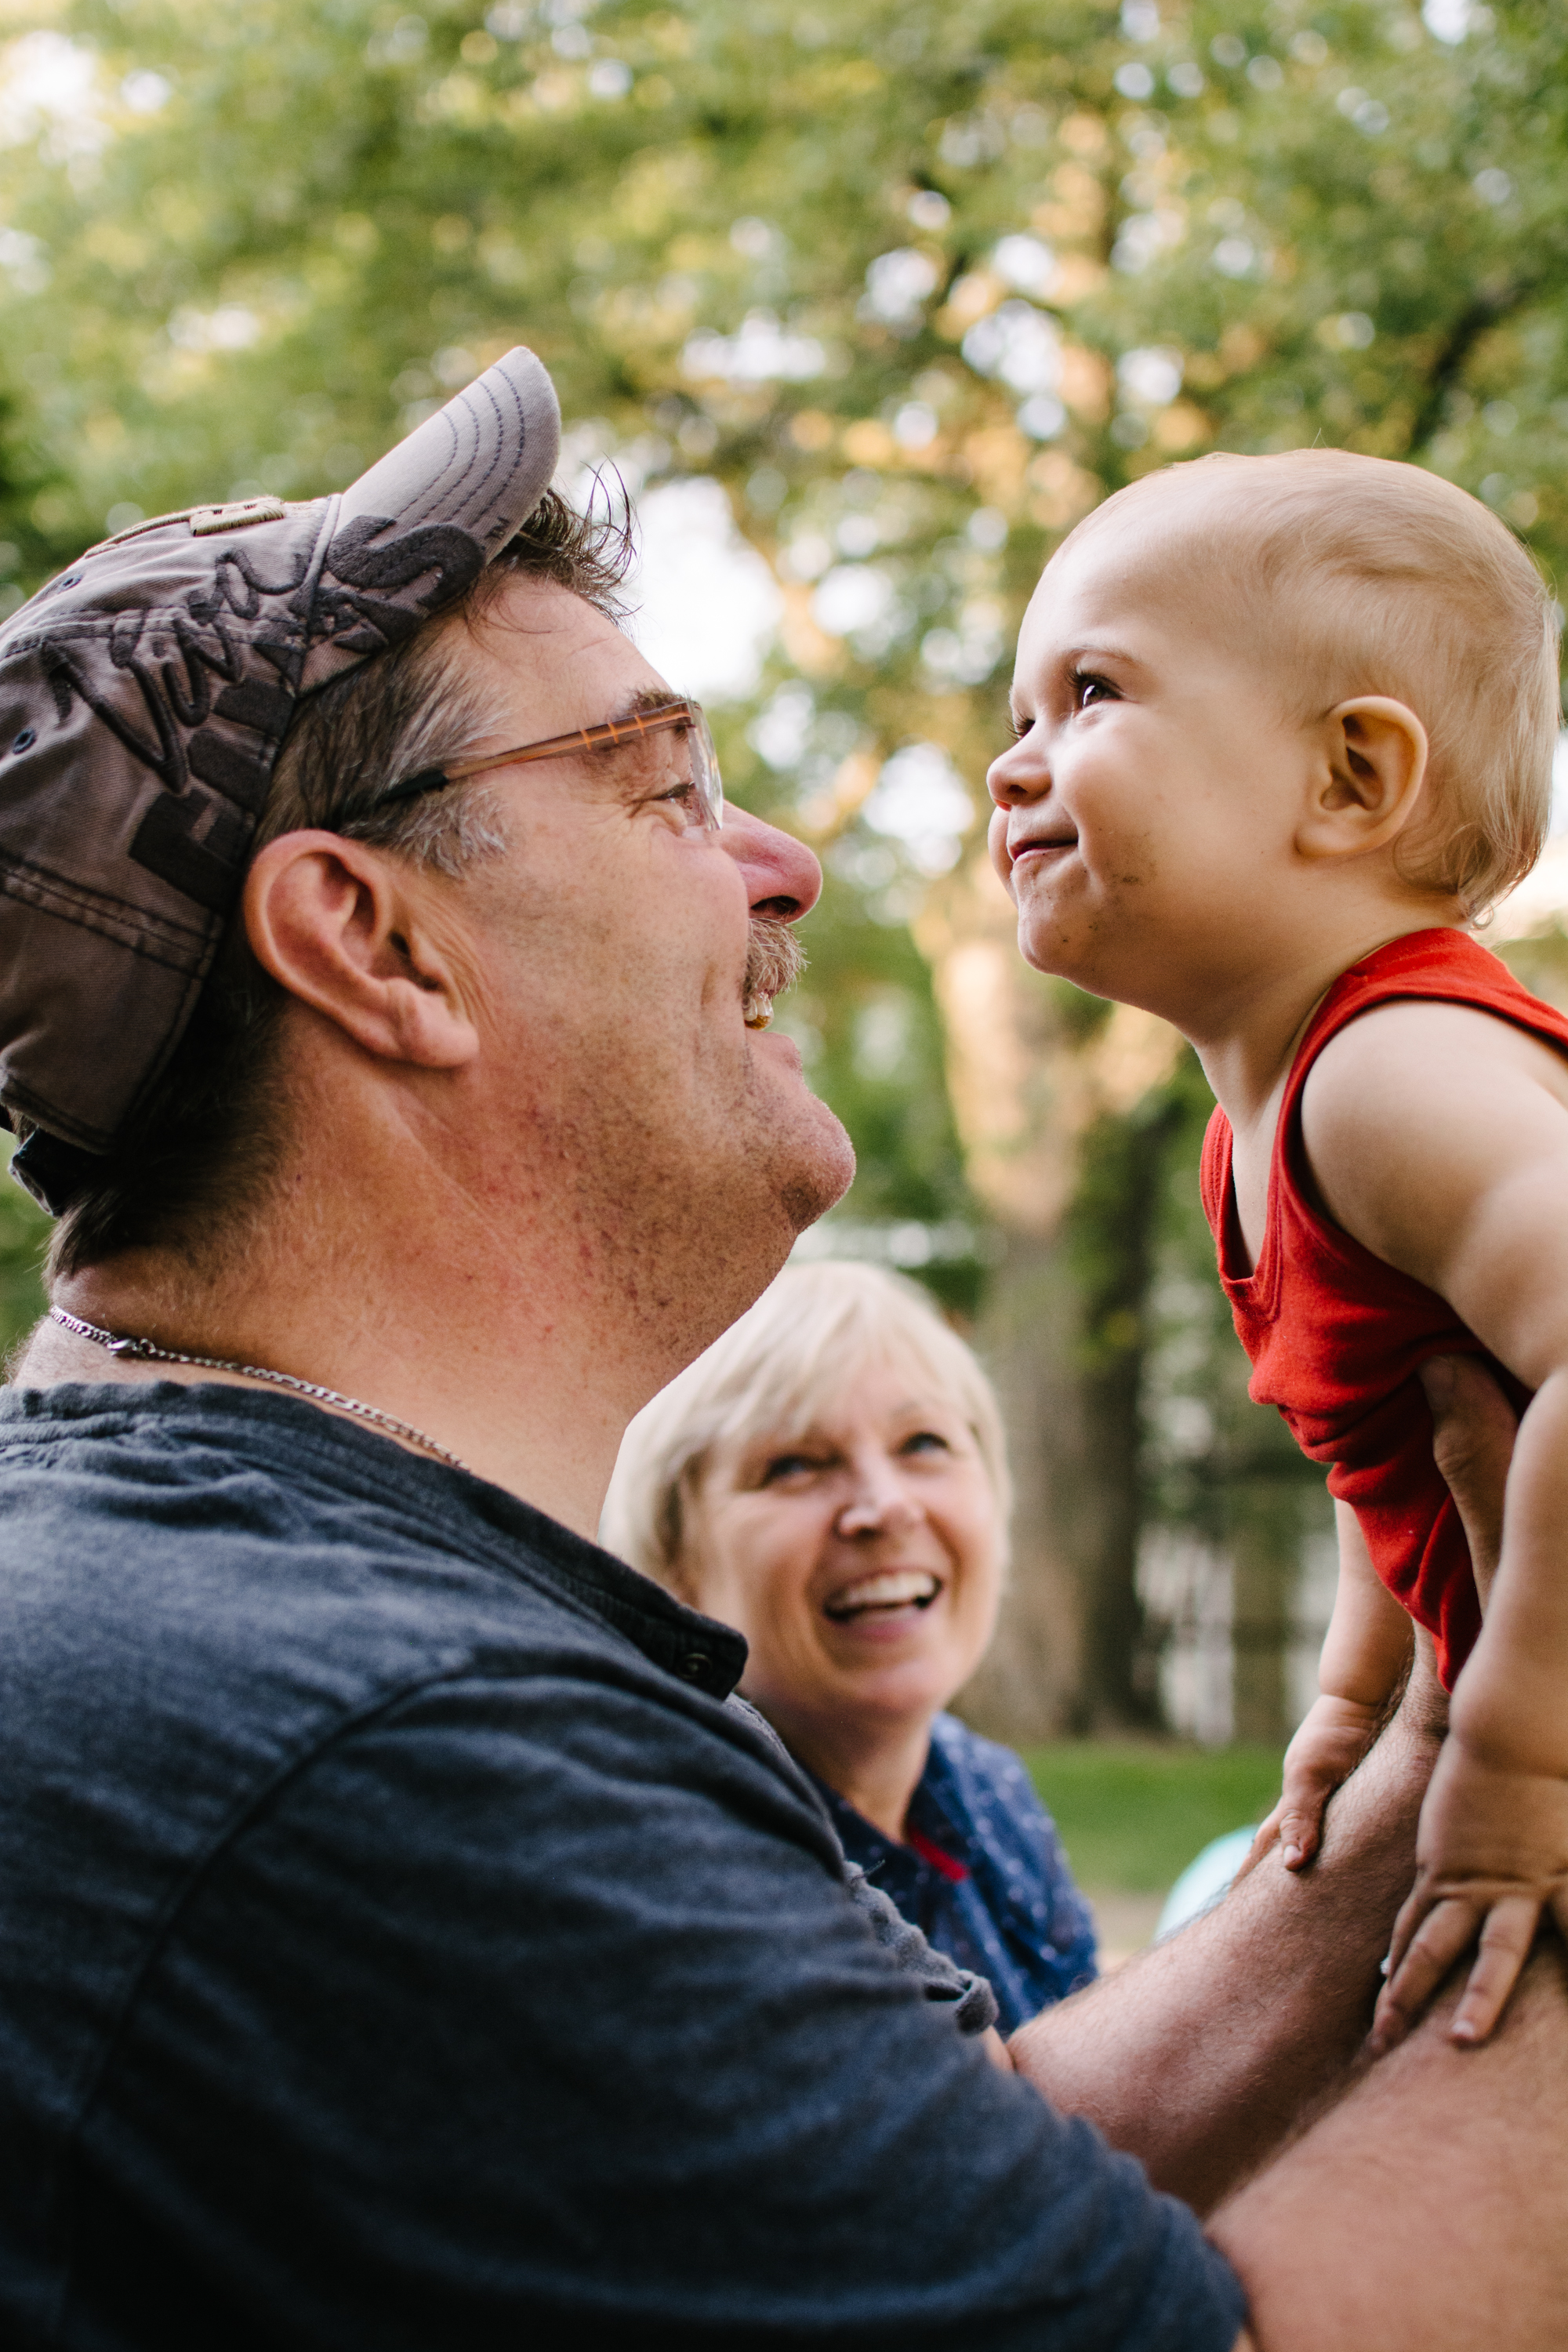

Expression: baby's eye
xmin=1070 ymin=668 xmax=1119 ymax=710
xmin=1008 ymin=710 xmax=1034 ymax=742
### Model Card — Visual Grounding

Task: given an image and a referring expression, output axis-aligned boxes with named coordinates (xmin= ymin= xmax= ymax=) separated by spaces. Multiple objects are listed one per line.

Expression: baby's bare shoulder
xmin=1308 ymin=997 xmax=1568 ymax=1121
xmin=1301 ymin=998 xmax=1568 ymax=1282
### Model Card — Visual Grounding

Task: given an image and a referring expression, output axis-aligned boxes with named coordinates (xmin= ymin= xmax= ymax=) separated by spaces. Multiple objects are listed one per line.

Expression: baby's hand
xmin=1255 ymin=1693 xmax=1385 ymax=1871
xmin=1371 ymin=1734 xmax=1568 ymax=2054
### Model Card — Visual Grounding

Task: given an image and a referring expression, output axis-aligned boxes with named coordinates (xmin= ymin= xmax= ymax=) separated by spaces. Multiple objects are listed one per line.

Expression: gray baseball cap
xmin=0 ymin=343 xmax=561 ymax=1209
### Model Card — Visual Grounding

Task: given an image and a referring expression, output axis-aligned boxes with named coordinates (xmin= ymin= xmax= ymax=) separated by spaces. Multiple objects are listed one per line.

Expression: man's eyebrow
xmin=602 ymin=684 xmax=689 ymax=724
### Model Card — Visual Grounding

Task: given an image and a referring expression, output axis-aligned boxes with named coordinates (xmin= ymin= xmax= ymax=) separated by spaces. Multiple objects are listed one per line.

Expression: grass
xmin=1023 ymin=1741 xmax=1287 ymax=1894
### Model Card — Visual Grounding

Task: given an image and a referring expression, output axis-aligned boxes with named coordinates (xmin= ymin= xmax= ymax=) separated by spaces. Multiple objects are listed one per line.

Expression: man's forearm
xmin=1011 ymin=1662 xmax=1443 ymax=2215
xmin=1210 ymin=1941 xmax=1568 ymax=2350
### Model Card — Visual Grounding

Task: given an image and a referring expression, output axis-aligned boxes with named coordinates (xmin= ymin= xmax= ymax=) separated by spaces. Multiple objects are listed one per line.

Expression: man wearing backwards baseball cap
xmin=0 ymin=347 xmax=1558 ymax=2351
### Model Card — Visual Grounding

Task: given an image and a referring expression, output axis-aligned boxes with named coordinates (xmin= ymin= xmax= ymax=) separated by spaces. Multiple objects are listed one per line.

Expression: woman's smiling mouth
xmin=824 ymin=1569 xmax=943 ymax=1623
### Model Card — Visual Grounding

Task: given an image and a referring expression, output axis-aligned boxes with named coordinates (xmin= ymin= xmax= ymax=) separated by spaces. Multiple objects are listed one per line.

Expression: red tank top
xmin=1200 ymin=927 xmax=1568 ymax=1691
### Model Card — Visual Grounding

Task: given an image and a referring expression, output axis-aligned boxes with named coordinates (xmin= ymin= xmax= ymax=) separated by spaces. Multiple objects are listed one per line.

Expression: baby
xmin=987 ymin=448 xmax=1568 ymax=2051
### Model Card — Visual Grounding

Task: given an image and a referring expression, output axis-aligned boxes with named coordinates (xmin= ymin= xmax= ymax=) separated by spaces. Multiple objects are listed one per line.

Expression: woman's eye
xmin=901 ymin=1429 xmax=951 ymax=1458
xmin=759 ymin=1451 xmax=824 ymax=1486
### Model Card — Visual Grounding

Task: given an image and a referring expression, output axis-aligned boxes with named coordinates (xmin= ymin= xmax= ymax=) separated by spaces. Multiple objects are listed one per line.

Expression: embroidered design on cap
xmin=190 ymin=497 xmax=289 ymax=536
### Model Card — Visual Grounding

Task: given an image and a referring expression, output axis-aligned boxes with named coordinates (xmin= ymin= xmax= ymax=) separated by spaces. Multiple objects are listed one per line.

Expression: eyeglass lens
xmin=688 ymin=706 xmax=724 ymax=831
xmin=593 ymin=704 xmax=722 ymax=832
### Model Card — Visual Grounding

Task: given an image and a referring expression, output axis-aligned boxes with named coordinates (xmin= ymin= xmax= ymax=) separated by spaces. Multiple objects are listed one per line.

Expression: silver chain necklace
xmin=49 ymin=1306 xmax=471 ymax=1475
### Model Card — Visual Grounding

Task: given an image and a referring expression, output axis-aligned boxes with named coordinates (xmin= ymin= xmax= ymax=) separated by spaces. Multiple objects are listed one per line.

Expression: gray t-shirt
xmin=0 ymin=1380 xmax=1246 ymax=2350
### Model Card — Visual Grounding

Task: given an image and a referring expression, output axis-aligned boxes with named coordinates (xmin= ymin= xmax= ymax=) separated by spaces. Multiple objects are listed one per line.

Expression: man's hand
xmin=1419 ymin=1352 xmax=1517 ymax=1613
xmin=1298 ymin=1018 xmax=1568 ymax=2052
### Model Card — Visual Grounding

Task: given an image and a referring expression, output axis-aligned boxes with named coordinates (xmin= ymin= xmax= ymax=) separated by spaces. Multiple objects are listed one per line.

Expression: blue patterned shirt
xmin=808 ymin=1712 xmax=1098 ymax=2034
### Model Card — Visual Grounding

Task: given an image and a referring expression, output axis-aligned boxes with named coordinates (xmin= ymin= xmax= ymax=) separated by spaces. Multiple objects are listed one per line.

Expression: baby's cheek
xmin=987 ymin=804 xmax=1015 ymax=895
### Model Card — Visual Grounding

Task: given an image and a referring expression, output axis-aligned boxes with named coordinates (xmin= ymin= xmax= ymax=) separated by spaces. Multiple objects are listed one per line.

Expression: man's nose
xmin=720 ymin=805 xmax=822 ymax=921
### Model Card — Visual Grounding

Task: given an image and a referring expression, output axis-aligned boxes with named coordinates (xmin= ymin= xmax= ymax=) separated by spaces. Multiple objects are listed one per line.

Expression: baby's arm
xmin=1259 ymin=1502 xmax=1411 ymax=1870
xmin=1301 ymin=997 xmax=1568 ymax=2047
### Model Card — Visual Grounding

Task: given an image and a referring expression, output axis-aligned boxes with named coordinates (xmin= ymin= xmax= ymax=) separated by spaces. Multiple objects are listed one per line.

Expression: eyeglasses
xmin=375 ymin=697 xmax=724 ymax=831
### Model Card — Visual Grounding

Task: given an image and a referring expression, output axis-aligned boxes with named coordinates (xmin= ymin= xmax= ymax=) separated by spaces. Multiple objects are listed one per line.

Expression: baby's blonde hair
xmin=1062 ymin=449 xmax=1561 ymax=920
xmin=600 ymin=1259 xmax=1010 ymax=1596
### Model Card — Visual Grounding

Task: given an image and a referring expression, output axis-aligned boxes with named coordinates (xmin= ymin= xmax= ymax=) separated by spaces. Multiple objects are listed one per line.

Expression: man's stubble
xmin=506 ymin=907 xmax=853 ymax=1376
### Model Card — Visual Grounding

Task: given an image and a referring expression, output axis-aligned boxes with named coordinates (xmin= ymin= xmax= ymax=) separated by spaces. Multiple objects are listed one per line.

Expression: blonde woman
xmin=602 ymin=1261 xmax=1095 ymax=2031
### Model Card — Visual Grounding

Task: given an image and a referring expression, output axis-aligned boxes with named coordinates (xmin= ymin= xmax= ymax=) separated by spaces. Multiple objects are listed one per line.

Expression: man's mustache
xmin=742 ymin=916 xmax=804 ymax=1030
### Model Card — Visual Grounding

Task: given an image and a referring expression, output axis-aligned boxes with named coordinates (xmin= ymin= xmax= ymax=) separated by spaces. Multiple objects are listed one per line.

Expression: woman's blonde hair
xmin=1063 ymin=448 xmax=1562 ymax=922
xmin=600 ymin=1260 xmax=1011 ymax=1595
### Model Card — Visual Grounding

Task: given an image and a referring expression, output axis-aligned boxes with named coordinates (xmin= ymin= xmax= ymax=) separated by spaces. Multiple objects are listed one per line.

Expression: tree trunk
xmin=919 ymin=853 xmax=1181 ymax=1741
xmin=1065 ymin=1097 xmax=1180 ymax=1731
xmin=957 ymin=1229 xmax=1085 ymax=1740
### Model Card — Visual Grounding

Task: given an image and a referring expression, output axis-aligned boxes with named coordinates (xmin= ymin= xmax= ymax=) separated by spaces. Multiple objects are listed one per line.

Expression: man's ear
xmin=1297 ymin=696 xmax=1429 ymax=864
xmin=242 ymin=831 xmax=480 ymax=1070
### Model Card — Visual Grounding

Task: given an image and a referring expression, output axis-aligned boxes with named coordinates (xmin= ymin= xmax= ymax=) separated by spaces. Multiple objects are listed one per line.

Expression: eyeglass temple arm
xmin=380 ymin=703 xmax=696 ymax=808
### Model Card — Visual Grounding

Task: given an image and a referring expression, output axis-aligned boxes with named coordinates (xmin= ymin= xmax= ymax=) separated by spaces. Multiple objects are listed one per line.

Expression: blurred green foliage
xmin=1026 ymin=1737 xmax=1283 ymax=1889
xmin=0 ymin=1137 xmax=49 ymax=1360
xmin=774 ymin=868 xmax=982 ymax=1299
xmin=2 ymin=1 xmax=1564 ymax=604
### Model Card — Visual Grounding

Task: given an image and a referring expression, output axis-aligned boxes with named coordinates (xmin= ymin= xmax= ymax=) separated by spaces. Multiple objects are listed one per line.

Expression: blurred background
xmin=2 ymin=0 xmax=1566 ymax=1945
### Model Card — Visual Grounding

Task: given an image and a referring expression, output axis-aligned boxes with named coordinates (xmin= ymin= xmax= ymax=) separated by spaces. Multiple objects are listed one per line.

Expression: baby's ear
xmin=1298 ymin=695 xmax=1428 ymax=862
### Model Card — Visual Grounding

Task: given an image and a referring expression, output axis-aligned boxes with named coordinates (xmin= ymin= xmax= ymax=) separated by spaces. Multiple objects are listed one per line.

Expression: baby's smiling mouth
xmin=1010 ymin=830 xmax=1077 ymax=866
xmin=824 ymin=1569 xmax=942 ymax=1623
